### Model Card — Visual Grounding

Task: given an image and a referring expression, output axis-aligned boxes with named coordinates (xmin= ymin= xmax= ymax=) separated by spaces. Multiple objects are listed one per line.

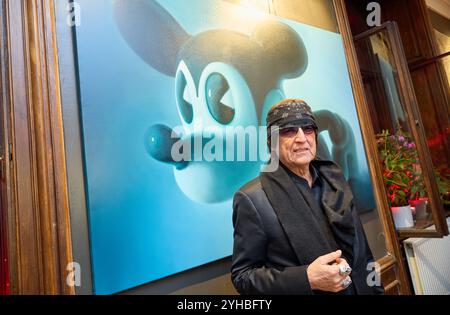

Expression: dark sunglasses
xmin=278 ymin=125 xmax=316 ymax=138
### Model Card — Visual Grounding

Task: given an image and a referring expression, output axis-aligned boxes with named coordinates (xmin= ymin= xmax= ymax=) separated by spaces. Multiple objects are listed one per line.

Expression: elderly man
xmin=231 ymin=99 xmax=383 ymax=295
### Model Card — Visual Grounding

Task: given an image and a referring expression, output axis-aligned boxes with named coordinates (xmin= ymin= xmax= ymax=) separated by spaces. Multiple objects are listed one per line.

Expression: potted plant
xmin=376 ymin=129 xmax=421 ymax=228
xmin=407 ymin=145 xmax=428 ymax=220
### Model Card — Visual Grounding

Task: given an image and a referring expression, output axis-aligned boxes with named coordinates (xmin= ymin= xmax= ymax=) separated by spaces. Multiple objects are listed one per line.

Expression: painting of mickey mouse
xmin=113 ymin=0 xmax=367 ymax=206
xmin=73 ymin=0 xmax=376 ymax=294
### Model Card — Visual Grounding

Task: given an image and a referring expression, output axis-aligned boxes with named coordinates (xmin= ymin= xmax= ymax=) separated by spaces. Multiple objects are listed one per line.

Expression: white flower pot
xmin=391 ymin=205 xmax=414 ymax=228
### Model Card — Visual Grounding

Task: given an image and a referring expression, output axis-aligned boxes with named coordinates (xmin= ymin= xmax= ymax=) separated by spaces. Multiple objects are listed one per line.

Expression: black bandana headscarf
xmin=266 ymin=99 xmax=317 ymax=136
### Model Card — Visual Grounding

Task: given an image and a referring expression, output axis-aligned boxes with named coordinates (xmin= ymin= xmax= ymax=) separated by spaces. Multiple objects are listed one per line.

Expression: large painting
xmin=74 ymin=0 xmax=376 ymax=294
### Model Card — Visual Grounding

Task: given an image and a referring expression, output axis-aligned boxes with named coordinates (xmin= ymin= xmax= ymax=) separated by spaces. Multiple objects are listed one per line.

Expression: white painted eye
xmin=205 ymin=73 xmax=235 ymax=125
xmin=175 ymin=71 xmax=193 ymax=124
xmin=198 ymin=61 xmax=257 ymax=128
xmin=220 ymin=88 xmax=233 ymax=110
xmin=183 ymin=84 xmax=191 ymax=104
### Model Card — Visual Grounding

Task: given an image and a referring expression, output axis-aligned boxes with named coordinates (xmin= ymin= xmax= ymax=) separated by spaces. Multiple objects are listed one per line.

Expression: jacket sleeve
xmin=231 ymin=191 xmax=313 ymax=295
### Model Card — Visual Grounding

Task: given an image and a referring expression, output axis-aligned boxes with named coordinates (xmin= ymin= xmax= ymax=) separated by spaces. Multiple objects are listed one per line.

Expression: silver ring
xmin=341 ymin=277 xmax=352 ymax=287
xmin=339 ymin=264 xmax=352 ymax=276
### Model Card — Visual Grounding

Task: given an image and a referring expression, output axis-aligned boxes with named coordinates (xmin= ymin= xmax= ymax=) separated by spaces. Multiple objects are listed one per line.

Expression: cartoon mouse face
xmin=113 ymin=0 xmax=308 ymax=203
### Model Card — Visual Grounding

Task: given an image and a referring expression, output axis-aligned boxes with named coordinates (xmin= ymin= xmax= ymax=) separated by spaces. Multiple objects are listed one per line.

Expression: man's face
xmin=277 ymin=125 xmax=317 ymax=169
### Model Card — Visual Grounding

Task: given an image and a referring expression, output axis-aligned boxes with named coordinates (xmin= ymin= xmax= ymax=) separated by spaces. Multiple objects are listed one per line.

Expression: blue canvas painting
xmin=74 ymin=0 xmax=376 ymax=294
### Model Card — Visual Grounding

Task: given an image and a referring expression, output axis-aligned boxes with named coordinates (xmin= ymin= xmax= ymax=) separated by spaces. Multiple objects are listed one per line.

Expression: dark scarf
xmin=260 ymin=160 xmax=357 ymax=267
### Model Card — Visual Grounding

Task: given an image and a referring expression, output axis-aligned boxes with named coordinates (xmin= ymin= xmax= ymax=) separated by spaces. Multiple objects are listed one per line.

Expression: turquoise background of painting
xmin=74 ymin=0 xmax=375 ymax=294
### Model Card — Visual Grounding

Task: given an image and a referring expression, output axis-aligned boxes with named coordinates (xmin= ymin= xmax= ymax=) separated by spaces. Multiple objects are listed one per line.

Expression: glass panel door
xmin=354 ymin=22 xmax=448 ymax=237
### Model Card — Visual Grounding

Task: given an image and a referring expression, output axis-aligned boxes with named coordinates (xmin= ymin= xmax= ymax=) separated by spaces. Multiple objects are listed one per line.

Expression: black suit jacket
xmin=231 ymin=160 xmax=383 ymax=295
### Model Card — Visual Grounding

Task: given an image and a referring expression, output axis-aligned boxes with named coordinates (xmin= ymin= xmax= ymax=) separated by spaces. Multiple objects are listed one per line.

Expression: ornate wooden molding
xmin=333 ymin=0 xmax=412 ymax=294
xmin=2 ymin=0 xmax=74 ymax=294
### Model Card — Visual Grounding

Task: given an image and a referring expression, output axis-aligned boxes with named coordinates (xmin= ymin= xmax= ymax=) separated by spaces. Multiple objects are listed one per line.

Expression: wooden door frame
xmin=0 ymin=0 xmax=74 ymax=294
xmin=333 ymin=0 xmax=412 ymax=294
xmin=0 ymin=0 xmax=10 ymax=295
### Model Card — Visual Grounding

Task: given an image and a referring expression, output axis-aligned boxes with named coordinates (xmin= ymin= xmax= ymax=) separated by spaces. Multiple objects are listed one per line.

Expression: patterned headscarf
xmin=266 ymin=99 xmax=317 ymax=137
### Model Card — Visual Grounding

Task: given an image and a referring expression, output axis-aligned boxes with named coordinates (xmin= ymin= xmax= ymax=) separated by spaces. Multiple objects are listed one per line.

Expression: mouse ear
xmin=251 ymin=20 xmax=308 ymax=78
xmin=113 ymin=0 xmax=190 ymax=77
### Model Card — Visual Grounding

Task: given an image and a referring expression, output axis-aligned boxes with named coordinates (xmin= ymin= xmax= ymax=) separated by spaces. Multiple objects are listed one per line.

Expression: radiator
xmin=403 ymin=217 xmax=450 ymax=295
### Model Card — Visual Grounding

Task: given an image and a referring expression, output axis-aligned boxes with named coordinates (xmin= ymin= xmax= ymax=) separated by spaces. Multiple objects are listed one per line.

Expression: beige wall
xmin=224 ymin=0 xmax=339 ymax=32
xmin=426 ymin=0 xmax=450 ymax=20
xmin=121 ymin=257 xmax=236 ymax=295
xmin=272 ymin=0 xmax=338 ymax=33
xmin=172 ymin=273 xmax=237 ymax=295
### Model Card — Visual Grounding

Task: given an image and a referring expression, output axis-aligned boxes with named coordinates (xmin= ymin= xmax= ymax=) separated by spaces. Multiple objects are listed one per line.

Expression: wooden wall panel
xmin=1 ymin=0 xmax=74 ymax=294
xmin=383 ymin=0 xmax=434 ymax=63
xmin=381 ymin=265 xmax=401 ymax=295
xmin=411 ymin=65 xmax=450 ymax=166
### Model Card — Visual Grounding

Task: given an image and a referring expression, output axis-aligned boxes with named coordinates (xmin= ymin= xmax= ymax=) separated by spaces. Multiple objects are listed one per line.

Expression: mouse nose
xmin=145 ymin=124 xmax=188 ymax=170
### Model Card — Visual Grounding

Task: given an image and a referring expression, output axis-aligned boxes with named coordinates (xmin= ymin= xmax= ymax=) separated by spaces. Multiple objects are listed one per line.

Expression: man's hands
xmin=306 ymin=250 xmax=352 ymax=293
